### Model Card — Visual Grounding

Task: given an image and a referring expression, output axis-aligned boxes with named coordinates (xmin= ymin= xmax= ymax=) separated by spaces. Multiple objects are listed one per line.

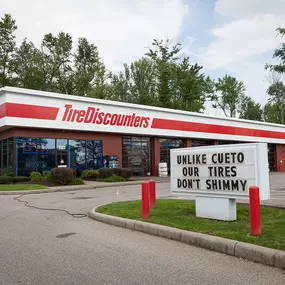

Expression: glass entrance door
xmin=122 ymin=136 xmax=152 ymax=176
xmin=57 ymin=151 xmax=68 ymax=166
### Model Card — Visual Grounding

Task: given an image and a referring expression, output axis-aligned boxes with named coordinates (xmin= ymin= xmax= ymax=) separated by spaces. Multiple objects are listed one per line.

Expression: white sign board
xmin=171 ymin=143 xmax=270 ymax=201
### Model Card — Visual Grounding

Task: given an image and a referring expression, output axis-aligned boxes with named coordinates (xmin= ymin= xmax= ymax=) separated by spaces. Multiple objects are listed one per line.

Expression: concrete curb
xmin=89 ymin=206 xmax=285 ymax=270
xmin=0 ymin=180 xmax=165 ymax=196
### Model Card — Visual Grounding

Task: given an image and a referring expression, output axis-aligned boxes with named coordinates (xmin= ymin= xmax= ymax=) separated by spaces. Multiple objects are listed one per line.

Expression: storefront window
xmin=37 ymin=138 xmax=56 ymax=172
xmin=7 ymin=139 xmax=13 ymax=175
xmin=2 ymin=140 xmax=7 ymax=175
xmin=69 ymin=140 xmax=86 ymax=171
xmin=86 ymin=140 xmax=102 ymax=169
xmin=15 ymin=137 xmax=104 ymax=176
xmin=17 ymin=138 xmax=37 ymax=176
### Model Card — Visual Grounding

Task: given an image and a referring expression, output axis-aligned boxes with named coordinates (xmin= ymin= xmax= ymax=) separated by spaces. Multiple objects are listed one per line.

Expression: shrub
xmin=13 ymin=176 xmax=30 ymax=183
xmin=30 ymin=172 xmax=42 ymax=182
xmin=42 ymin=171 xmax=51 ymax=181
xmin=51 ymin=167 xmax=74 ymax=185
xmin=81 ymin=170 xmax=99 ymax=180
xmin=102 ymin=176 xmax=126 ymax=182
xmin=71 ymin=168 xmax=77 ymax=178
xmin=112 ymin=168 xmax=121 ymax=176
xmin=0 ymin=176 xmax=13 ymax=184
xmin=70 ymin=178 xmax=85 ymax=185
xmin=120 ymin=168 xmax=133 ymax=180
xmin=98 ymin=168 xmax=113 ymax=178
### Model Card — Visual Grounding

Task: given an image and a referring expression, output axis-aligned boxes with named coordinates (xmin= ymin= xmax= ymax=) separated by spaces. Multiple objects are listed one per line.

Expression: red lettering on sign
xmin=62 ymin=105 xmax=150 ymax=128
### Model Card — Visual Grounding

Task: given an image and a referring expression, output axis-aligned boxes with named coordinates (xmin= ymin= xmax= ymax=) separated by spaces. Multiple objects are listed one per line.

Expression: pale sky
xmin=1 ymin=0 xmax=285 ymax=116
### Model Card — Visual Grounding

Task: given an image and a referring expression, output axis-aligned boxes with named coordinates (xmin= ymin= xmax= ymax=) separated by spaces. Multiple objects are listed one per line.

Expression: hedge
xmin=70 ymin=178 xmax=85 ymax=185
xmin=98 ymin=168 xmax=114 ymax=178
xmin=0 ymin=176 xmax=13 ymax=184
xmin=102 ymin=176 xmax=126 ymax=182
xmin=81 ymin=170 xmax=99 ymax=180
xmin=51 ymin=167 xmax=74 ymax=185
xmin=30 ymin=172 xmax=42 ymax=182
xmin=119 ymin=168 xmax=133 ymax=179
xmin=98 ymin=168 xmax=133 ymax=179
xmin=13 ymin=176 xmax=30 ymax=183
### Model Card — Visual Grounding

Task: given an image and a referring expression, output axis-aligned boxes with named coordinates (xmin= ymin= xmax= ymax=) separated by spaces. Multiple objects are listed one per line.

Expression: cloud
xmin=200 ymin=0 xmax=285 ymax=106
xmin=202 ymin=14 xmax=285 ymax=70
xmin=215 ymin=0 xmax=285 ymax=19
xmin=1 ymin=0 xmax=189 ymax=71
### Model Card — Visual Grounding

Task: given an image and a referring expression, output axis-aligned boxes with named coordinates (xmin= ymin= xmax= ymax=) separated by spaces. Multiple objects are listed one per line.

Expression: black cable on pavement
xmin=13 ymin=194 xmax=88 ymax=218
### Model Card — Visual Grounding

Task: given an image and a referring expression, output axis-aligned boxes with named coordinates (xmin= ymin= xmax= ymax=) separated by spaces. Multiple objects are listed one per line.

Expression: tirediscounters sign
xmin=170 ymin=143 xmax=270 ymax=200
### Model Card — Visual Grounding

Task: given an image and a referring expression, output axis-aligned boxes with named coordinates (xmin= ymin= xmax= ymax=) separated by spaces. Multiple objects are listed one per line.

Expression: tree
xmin=239 ymin=95 xmax=263 ymax=121
xmin=172 ymin=58 xmax=211 ymax=112
xmin=145 ymin=39 xmax=211 ymax=112
xmin=265 ymin=27 xmax=285 ymax=74
xmin=119 ymin=58 xmax=157 ymax=105
xmin=145 ymin=39 xmax=181 ymax=108
xmin=0 ymin=14 xmax=17 ymax=87
xmin=73 ymin=38 xmax=107 ymax=98
xmin=210 ymin=75 xmax=246 ymax=117
xmin=14 ymin=39 xmax=44 ymax=90
xmin=108 ymin=65 xmax=131 ymax=102
xmin=266 ymin=81 xmax=285 ymax=124
xmin=263 ymin=103 xmax=285 ymax=124
xmin=40 ymin=32 xmax=73 ymax=93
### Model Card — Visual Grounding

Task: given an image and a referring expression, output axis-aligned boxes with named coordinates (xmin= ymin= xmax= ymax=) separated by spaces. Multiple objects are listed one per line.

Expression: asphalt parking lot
xmin=0 ymin=174 xmax=285 ymax=285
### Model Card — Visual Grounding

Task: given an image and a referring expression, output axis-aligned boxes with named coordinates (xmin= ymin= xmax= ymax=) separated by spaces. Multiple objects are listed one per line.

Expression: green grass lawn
xmin=97 ymin=199 xmax=285 ymax=251
xmin=0 ymin=184 xmax=47 ymax=191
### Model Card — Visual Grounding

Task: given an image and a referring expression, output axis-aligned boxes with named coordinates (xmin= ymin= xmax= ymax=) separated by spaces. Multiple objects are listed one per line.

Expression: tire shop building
xmin=0 ymin=86 xmax=284 ymax=177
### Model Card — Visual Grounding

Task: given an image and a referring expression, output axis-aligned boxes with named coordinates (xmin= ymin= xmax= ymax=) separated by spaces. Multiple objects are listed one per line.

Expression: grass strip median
xmin=0 ymin=184 xmax=47 ymax=191
xmin=97 ymin=199 xmax=285 ymax=251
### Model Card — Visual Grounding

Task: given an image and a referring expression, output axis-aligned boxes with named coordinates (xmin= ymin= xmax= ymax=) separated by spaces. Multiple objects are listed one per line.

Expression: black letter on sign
xmin=237 ymin=153 xmax=244 ymax=163
xmin=177 ymin=179 xmax=182 ymax=188
xmin=177 ymin=156 xmax=181 ymax=164
xmin=240 ymin=180 xmax=247 ymax=191
xmin=206 ymin=180 xmax=211 ymax=190
xmin=231 ymin=180 xmax=239 ymax=191
xmin=231 ymin=166 xmax=237 ymax=177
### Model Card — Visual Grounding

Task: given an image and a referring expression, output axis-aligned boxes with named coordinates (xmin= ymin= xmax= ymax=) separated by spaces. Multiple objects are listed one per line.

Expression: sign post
xmin=170 ymin=143 xmax=270 ymax=221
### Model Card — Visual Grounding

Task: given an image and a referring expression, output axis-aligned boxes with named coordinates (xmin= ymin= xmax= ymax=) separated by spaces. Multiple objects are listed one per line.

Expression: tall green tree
xmin=172 ymin=58 xmax=211 ymax=112
xmin=210 ymin=75 xmax=246 ymax=117
xmin=266 ymin=81 xmax=285 ymax=124
xmin=14 ymin=39 xmax=44 ymax=90
xmin=73 ymin=38 xmax=107 ymax=98
xmin=40 ymin=32 xmax=73 ymax=92
xmin=238 ymin=95 xmax=263 ymax=121
xmin=0 ymin=14 xmax=17 ymax=87
xmin=108 ymin=65 xmax=131 ymax=102
xmin=126 ymin=58 xmax=156 ymax=105
xmin=263 ymin=103 xmax=285 ymax=124
xmin=145 ymin=39 xmax=181 ymax=108
xmin=265 ymin=27 xmax=285 ymax=74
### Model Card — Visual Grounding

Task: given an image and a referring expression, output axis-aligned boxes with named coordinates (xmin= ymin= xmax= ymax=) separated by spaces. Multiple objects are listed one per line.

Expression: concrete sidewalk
xmin=50 ymin=176 xmax=170 ymax=192
xmin=0 ymin=177 xmax=170 ymax=195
